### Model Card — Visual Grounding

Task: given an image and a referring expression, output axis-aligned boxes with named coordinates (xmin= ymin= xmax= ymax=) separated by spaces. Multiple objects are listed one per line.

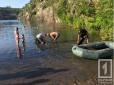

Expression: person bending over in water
xmin=14 ymin=27 xmax=20 ymax=45
xmin=47 ymin=32 xmax=60 ymax=42
xmin=36 ymin=32 xmax=46 ymax=45
xmin=77 ymin=27 xmax=89 ymax=45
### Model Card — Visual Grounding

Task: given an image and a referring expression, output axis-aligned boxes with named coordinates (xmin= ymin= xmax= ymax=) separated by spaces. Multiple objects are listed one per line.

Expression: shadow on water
xmin=9 ymin=79 xmax=49 ymax=85
xmin=0 ymin=68 xmax=68 ymax=81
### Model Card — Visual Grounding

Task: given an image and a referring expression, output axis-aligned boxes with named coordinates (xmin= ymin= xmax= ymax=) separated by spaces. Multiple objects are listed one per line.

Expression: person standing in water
xmin=14 ymin=27 xmax=20 ymax=45
xmin=77 ymin=27 xmax=89 ymax=45
xmin=47 ymin=32 xmax=60 ymax=42
xmin=21 ymin=34 xmax=26 ymax=51
xmin=14 ymin=27 xmax=21 ymax=58
xmin=36 ymin=32 xmax=46 ymax=45
xmin=16 ymin=45 xmax=22 ymax=59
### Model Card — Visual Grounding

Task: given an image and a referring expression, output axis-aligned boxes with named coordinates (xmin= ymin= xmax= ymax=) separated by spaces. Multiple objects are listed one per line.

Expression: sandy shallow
xmin=0 ymin=43 xmax=98 ymax=85
xmin=0 ymin=20 xmax=113 ymax=85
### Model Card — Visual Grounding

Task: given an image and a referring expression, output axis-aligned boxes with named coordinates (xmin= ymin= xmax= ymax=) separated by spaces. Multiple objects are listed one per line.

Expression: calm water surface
xmin=0 ymin=20 xmax=100 ymax=85
xmin=0 ymin=20 xmax=101 ymax=60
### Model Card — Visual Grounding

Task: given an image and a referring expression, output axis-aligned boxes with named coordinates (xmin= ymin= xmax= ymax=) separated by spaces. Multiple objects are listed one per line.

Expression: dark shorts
xmin=35 ymin=38 xmax=45 ymax=44
xmin=80 ymin=34 xmax=88 ymax=38
xmin=78 ymin=35 xmax=88 ymax=45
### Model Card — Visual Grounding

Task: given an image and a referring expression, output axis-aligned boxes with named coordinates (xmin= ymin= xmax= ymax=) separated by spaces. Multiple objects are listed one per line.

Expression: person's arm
xmin=38 ymin=38 xmax=43 ymax=44
xmin=50 ymin=35 xmax=55 ymax=40
xmin=54 ymin=34 xmax=58 ymax=40
xmin=86 ymin=38 xmax=89 ymax=43
xmin=86 ymin=31 xmax=89 ymax=43
xmin=77 ymin=34 xmax=80 ymax=44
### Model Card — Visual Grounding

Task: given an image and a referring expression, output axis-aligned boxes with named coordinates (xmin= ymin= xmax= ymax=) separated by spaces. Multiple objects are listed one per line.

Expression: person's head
xmin=46 ymin=33 xmax=50 ymax=36
xmin=22 ymin=34 xmax=24 ymax=37
xmin=16 ymin=27 xmax=18 ymax=31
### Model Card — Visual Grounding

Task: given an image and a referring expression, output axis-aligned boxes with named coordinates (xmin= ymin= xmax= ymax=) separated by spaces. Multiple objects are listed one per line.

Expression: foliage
xmin=21 ymin=0 xmax=113 ymax=40
xmin=0 ymin=7 xmax=20 ymax=20
xmin=100 ymin=28 xmax=113 ymax=41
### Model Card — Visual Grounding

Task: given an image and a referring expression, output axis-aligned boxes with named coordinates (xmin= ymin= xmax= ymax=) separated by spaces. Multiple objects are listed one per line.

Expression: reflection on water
xmin=0 ymin=20 xmax=20 ymax=26
xmin=0 ymin=20 xmax=58 ymax=60
xmin=29 ymin=20 xmax=101 ymax=44
xmin=50 ymin=42 xmax=57 ymax=48
xmin=0 ymin=20 xmax=39 ymax=59
xmin=0 ymin=20 xmax=100 ymax=85
xmin=16 ymin=45 xmax=22 ymax=59
xmin=0 ymin=20 xmax=101 ymax=60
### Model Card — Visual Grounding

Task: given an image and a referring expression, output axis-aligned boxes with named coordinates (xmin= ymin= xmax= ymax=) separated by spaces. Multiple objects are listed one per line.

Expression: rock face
xmin=36 ymin=7 xmax=60 ymax=24
xmin=19 ymin=0 xmax=60 ymax=24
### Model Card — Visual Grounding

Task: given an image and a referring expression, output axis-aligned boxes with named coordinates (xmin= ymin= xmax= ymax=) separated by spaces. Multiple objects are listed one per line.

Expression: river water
xmin=0 ymin=20 xmax=100 ymax=85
